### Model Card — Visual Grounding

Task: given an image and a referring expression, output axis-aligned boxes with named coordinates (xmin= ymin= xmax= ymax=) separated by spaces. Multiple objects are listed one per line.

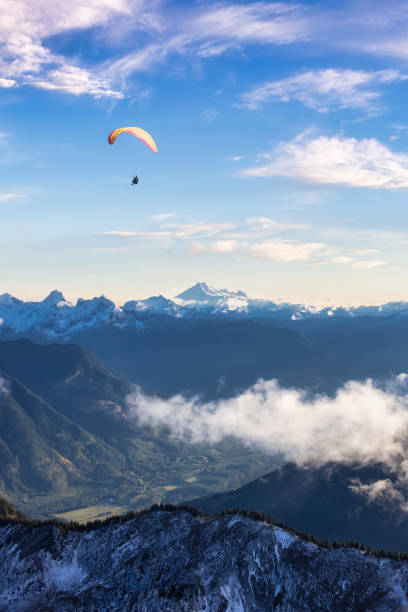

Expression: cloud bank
xmin=127 ymin=376 xmax=408 ymax=472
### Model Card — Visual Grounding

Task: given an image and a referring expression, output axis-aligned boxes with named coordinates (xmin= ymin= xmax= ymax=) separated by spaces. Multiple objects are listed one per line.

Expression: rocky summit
xmin=1 ymin=507 xmax=408 ymax=611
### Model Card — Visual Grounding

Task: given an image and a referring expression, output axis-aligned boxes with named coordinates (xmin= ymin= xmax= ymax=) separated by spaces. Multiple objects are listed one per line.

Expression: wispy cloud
xmin=104 ymin=2 xmax=312 ymax=84
xmin=352 ymin=260 xmax=386 ymax=269
xmin=102 ymin=214 xmax=390 ymax=269
xmin=4 ymin=1 xmax=408 ymax=100
xmin=0 ymin=192 xmax=23 ymax=203
xmin=193 ymin=2 xmax=310 ymax=48
xmin=0 ymin=0 xmax=139 ymax=97
xmin=28 ymin=65 xmax=124 ymax=98
xmin=200 ymin=108 xmax=219 ymax=123
xmin=247 ymin=239 xmax=326 ymax=262
xmin=103 ymin=221 xmax=236 ymax=239
xmin=351 ymin=249 xmax=379 ymax=256
xmin=89 ymin=247 xmax=127 ymax=252
xmin=239 ymin=69 xmax=406 ymax=113
xmin=193 ymin=237 xmax=330 ymax=264
xmin=243 ymin=133 xmax=408 ymax=189
xmin=245 ymin=217 xmax=309 ymax=234
xmin=150 ymin=212 xmax=178 ymax=222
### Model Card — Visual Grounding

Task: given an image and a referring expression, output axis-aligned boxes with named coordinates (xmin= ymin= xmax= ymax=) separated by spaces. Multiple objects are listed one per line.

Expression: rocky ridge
xmin=1 ymin=506 xmax=408 ymax=611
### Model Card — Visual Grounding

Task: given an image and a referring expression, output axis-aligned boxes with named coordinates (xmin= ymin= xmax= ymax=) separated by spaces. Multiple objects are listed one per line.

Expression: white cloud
xmin=150 ymin=213 xmax=177 ymax=222
xmin=0 ymin=192 xmax=23 ymax=203
xmin=248 ymin=239 xmax=326 ymax=262
xmin=103 ymin=215 xmax=391 ymax=269
xmin=103 ymin=222 xmax=236 ymax=240
xmin=103 ymin=230 xmax=145 ymax=237
xmin=4 ymin=1 xmax=408 ymax=100
xmin=0 ymin=78 xmax=16 ymax=88
xmin=29 ymin=65 xmax=123 ymax=98
xmin=0 ymin=0 xmax=140 ymax=97
xmin=243 ymin=134 xmax=408 ymax=189
xmin=185 ymin=242 xmax=206 ymax=254
xmin=104 ymin=2 xmax=312 ymax=83
xmin=328 ymin=256 xmax=355 ymax=265
xmin=224 ymin=156 xmax=244 ymax=161
xmin=245 ymin=217 xmax=309 ymax=234
xmin=352 ymin=260 xmax=386 ymax=269
xmin=193 ymin=2 xmax=310 ymax=46
xmin=211 ymin=239 xmax=239 ymax=253
xmin=349 ymin=478 xmax=408 ymax=512
xmin=239 ymin=69 xmax=406 ymax=113
xmin=202 ymin=237 xmax=328 ymax=262
xmin=89 ymin=247 xmax=126 ymax=252
xmin=126 ymin=376 xmax=408 ymax=472
xmin=200 ymin=108 xmax=219 ymax=123
xmin=351 ymin=249 xmax=379 ymax=256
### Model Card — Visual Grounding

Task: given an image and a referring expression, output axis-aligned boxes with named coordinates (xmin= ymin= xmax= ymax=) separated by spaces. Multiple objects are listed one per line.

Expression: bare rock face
xmin=1 ymin=508 xmax=408 ymax=611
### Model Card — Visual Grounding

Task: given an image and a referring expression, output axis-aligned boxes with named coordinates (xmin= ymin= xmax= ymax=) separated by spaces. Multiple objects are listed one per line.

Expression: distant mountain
xmin=0 ymin=340 xmax=277 ymax=517
xmin=176 ymin=281 xmax=247 ymax=302
xmin=2 ymin=283 xmax=408 ymax=343
xmin=2 ymin=284 xmax=408 ymax=400
xmin=192 ymin=462 xmax=408 ymax=552
xmin=73 ymin=318 xmax=315 ymax=398
xmin=2 ymin=506 xmax=408 ymax=610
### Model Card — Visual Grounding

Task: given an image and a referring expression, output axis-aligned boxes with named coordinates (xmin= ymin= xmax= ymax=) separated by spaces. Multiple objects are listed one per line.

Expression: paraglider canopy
xmin=108 ymin=126 xmax=158 ymax=153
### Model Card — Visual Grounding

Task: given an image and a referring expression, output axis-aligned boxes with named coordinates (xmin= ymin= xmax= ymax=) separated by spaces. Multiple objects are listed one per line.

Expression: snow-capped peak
xmin=176 ymin=282 xmax=248 ymax=302
xmin=41 ymin=290 xmax=66 ymax=306
xmin=0 ymin=293 xmax=21 ymax=306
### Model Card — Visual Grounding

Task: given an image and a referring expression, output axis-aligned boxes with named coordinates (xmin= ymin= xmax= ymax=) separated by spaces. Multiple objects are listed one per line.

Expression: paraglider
xmin=108 ymin=126 xmax=157 ymax=185
xmin=108 ymin=126 xmax=158 ymax=153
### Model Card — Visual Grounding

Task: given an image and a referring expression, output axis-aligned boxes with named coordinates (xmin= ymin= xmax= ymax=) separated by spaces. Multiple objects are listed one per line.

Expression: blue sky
xmin=2 ymin=0 xmax=408 ymax=305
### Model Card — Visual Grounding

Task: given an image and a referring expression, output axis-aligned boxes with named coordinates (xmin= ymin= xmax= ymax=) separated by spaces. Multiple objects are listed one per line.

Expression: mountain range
xmin=2 ymin=283 xmax=408 ymax=401
xmin=2 ymin=281 xmax=408 ymax=343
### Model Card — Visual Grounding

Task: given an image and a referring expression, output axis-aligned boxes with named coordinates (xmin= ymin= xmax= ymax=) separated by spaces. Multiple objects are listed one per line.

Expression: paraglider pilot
xmin=132 ymin=175 xmax=139 ymax=185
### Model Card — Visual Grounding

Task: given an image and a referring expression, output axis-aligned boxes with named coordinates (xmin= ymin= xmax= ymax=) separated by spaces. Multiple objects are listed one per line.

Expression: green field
xmin=53 ymin=505 xmax=128 ymax=524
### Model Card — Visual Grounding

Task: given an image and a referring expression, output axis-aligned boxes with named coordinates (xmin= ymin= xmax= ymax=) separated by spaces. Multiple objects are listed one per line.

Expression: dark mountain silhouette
xmin=74 ymin=318 xmax=315 ymax=399
xmin=192 ymin=462 xmax=408 ymax=552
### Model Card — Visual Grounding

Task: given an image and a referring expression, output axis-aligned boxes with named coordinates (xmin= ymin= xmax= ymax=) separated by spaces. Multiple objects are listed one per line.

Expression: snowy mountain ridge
xmin=1 ymin=507 xmax=408 ymax=611
xmin=1 ymin=282 xmax=408 ymax=340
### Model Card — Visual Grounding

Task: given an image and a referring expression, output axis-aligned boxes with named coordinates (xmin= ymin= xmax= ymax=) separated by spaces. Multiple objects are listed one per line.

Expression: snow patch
xmin=0 ymin=376 xmax=9 ymax=396
xmin=44 ymin=553 xmax=86 ymax=592
xmin=220 ymin=579 xmax=246 ymax=611
xmin=274 ymin=528 xmax=296 ymax=550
